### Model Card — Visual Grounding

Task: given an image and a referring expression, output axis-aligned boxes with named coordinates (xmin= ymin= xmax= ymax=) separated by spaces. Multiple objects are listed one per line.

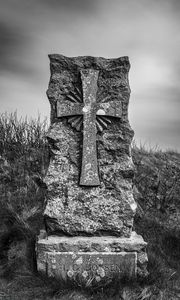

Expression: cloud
xmin=38 ymin=0 xmax=97 ymax=12
xmin=0 ymin=0 xmax=98 ymax=76
xmin=0 ymin=21 xmax=29 ymax=73
xmin=0 ymin=0 xmax=179 ymax=149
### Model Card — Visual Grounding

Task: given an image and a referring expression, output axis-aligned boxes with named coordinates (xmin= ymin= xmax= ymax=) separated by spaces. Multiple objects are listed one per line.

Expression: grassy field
xmin=0 ymin=113 xmax=180 ymax=299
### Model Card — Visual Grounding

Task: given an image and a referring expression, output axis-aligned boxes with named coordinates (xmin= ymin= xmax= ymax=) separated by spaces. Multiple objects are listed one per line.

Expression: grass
xmin=0 ymin=113 xmax=180 ymax=299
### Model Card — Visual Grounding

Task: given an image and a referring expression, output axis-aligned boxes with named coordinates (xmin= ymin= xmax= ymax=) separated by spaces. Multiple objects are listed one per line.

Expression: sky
xmin=0 ymin=0 xmax=180 ymax=150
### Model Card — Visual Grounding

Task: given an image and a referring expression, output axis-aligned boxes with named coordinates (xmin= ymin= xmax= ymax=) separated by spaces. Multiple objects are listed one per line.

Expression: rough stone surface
xmin=44 ymin=54 xmax=135 ymax=237
xmin=36 ymin=232 xmax=148 ymax=283
xmin=38 ymin=252 xmax=136 ymax=284
xmin=36 ymin=54 xmax=148 ymax=284
xmin=37 ymin=231 xmax=146 ymax=253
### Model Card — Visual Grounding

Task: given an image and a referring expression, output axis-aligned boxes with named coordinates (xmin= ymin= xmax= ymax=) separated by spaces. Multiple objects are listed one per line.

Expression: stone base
xmin=36 ymin=232 xmax=148 ymax=287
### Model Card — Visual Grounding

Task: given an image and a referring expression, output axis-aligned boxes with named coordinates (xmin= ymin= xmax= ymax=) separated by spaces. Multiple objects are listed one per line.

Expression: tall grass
xmin=0 ymin=114 xmax=180 ymax=299
xmin=0 ymin=113 xmax=49 ymax=282
xmin=0 ymin=112 xmax=48 ymax=166
xmin=0 ymin=112 xmax=49 ymax=215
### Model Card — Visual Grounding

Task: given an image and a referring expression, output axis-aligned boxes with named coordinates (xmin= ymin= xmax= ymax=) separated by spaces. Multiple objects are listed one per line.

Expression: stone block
xmin=36 ymin=54 xmax=148 ymax=285
xmin=44 ymin=55 xmax=136 ymax=237
xmin=36 ymin=232 xmax=147 ymax=285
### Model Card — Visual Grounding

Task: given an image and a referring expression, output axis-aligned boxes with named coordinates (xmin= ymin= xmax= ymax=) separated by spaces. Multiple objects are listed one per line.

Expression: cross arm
xmin=57 ymin=101 xmax=84 ymax=117
xmin=97 ymin=101 xmax=122 ymax=118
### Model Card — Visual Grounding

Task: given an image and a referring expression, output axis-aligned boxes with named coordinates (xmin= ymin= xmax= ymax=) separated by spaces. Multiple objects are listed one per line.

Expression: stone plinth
xmin=36 ymin=232 xmax=148 ymax=286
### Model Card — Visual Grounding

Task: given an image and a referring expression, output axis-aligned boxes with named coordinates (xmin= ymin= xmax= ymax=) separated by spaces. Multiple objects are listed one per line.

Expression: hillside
xmin=0 ymin=113 xmax=180 ymax=299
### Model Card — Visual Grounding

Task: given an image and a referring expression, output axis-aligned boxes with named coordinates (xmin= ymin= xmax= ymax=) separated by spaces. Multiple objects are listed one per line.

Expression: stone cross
xmin=37 ymin=55 xmax=148 ymax=284
xmin=57 ymin=69 xmax=122 ymax=186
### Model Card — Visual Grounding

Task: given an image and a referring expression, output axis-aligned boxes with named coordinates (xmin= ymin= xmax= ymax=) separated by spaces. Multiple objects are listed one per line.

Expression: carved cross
xmin=57 ymin=69 xmax=122 ymax=186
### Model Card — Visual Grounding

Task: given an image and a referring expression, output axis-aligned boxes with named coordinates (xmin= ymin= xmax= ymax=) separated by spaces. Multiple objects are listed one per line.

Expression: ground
xmin=0 ymin=113 xmax=180 ymax=299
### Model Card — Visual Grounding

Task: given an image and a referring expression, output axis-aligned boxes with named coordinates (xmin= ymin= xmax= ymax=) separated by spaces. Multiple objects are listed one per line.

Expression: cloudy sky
xmin=0 ymin=0 xmax=180 ymax=150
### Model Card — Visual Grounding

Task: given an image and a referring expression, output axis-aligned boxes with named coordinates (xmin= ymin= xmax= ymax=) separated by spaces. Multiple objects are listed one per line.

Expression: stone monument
xmin=36 ymin=54 xmax=148 ymax=286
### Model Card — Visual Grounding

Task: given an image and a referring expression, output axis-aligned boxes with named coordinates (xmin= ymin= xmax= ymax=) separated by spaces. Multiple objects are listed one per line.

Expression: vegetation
xmin=0 ymin=113 xmax=180 ymax=299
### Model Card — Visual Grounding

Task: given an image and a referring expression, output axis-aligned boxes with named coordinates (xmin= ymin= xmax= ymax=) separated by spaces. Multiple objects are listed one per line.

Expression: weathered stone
xmin=137 ymin=251 xmax=149 ymax=278
xmin=37 ymin=231 xmax=146 ymax=253
xmin=38 ymin=252 xmax=136 ymax=285
xmin=36 ymin=232 xmax=147 ymax=284
xmin=57 ymin=68 xmax=122 ymax=187
xmin=36 ymin=54 xmax=148 ymax=285
xmin=44 ymin=54 xmax=135 ymax=236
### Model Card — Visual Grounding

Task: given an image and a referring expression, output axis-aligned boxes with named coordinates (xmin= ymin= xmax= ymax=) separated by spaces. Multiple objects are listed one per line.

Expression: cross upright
xmin=57 ymin=69 xmax=122 ymax=186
